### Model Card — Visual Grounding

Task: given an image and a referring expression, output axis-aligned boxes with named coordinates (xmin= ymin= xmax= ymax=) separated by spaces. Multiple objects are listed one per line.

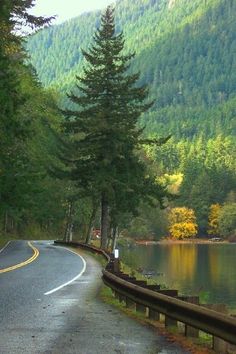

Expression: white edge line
xmin=44 ymin=246 xmax=86 ymax=295
xmin=0 ymin=241 xmax=11 ymax=255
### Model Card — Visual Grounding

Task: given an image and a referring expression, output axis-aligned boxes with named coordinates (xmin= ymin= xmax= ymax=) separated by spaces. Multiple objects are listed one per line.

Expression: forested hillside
xmin=26 ymin=0 xmax=236 ymax=237
xmin=0 ymin=1 xmax=70 ymax=243
xmin=27 ymin=0 xmax=236 ymax=136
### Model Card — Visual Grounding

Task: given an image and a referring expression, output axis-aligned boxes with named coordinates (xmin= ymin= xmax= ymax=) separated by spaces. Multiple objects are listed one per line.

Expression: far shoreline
xmin=135 ymin=238 xmax=229 ymax=245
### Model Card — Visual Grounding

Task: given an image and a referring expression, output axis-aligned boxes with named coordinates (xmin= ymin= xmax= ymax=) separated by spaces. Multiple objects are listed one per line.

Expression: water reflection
xmin=166 ymin=244 xmax=197 ymax=282
xmin=119 ymin=243 xmax=236 ymax=310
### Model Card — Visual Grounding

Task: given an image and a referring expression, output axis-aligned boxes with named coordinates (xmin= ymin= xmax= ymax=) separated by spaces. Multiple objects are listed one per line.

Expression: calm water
xmin=119 ymin=243 xmax=236 ymax=311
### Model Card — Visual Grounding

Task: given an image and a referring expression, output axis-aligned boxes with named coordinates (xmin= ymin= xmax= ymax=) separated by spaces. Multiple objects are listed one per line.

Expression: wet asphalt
xmin=0 ymin=240 xmax=190 ymax=354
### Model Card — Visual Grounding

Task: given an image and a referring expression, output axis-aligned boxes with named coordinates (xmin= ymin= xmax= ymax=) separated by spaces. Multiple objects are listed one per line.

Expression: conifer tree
xmin=0 ymin=0 xmax=54 ymax=231
xmin=62 ymin=7 xmax=167 ymax=248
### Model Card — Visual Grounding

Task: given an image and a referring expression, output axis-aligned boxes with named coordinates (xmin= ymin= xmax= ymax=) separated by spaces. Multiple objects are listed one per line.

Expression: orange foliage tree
xmin=207 ymin=203 xmax=221 ymax=236
xmin=168 ymin=207 xmax=198 ymax=239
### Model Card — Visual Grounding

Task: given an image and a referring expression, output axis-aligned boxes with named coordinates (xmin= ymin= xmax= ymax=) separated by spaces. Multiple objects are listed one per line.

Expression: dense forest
xmin=0 ymin=1 xmax=70 ymax=242
xmin=1 ymin=0 xmax=235 ymax=243
xmin=26 ymin=0 xmax=236 ymax=239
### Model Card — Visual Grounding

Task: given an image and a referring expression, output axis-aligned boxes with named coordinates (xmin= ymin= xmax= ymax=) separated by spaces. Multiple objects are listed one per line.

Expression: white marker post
xmin=114 ymin=249 xmax=119 ymax=259
xmin=114 ymin=248 xmax=120 ymax=273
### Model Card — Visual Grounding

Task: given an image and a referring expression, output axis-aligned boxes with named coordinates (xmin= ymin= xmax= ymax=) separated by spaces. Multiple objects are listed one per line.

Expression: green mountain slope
xmin=26 ymin=0 xmax=236 ymax=140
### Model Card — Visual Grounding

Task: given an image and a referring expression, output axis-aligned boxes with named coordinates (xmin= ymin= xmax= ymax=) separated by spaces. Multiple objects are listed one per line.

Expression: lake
xmin=119 ymin=243 xmax=236 ymax=311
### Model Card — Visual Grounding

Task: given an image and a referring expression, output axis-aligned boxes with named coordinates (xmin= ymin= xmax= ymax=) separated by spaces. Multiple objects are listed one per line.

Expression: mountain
xmin=26 ymin=0 xmax=236 ymax=139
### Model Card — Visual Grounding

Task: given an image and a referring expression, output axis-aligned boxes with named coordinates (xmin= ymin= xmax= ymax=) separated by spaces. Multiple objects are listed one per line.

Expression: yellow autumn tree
xmin=168 ymin=207 xmax=198 ymax=239
xmin=208 ymin=203 xmax=221 ymax=236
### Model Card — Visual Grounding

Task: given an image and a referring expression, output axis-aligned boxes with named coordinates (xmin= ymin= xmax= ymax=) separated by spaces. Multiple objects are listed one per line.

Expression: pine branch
xmin=139 ymin=135 xmax=172 ymax=146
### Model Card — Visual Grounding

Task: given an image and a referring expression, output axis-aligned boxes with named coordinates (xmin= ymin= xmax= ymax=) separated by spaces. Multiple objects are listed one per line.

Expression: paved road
xmin=0 ymin=241 xmax=190 ymax=354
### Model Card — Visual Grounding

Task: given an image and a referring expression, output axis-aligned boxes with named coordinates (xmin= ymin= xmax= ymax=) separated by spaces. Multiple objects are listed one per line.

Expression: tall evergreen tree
xmin=62 ymin=6 xmax=167 ymax=248
xmin=0 ymin=0 xmax=54 ymax=231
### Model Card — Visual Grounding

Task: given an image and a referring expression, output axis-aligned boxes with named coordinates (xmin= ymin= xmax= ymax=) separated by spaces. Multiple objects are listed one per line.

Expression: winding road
xmin=0 ymin=240 xmax=190 ymax=354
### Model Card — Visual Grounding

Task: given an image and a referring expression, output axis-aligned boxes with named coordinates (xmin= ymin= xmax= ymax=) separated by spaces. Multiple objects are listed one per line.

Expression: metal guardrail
xmin=54 ymin=240 xmax=236 ymax=347
xmin=54 ymin=240 xmax=110 ymax=261
xmin=102 ymin=269 xmax=236 ymax=345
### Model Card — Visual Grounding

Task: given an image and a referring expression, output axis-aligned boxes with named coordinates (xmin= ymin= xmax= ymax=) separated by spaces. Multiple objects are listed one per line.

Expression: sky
xmin=31 ymin=0 xmax=114 ymax=24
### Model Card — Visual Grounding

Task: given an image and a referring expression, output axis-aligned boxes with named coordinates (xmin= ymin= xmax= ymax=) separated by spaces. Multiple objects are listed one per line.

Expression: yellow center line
xmin=0 ymin=242 xmax=39 ymax=274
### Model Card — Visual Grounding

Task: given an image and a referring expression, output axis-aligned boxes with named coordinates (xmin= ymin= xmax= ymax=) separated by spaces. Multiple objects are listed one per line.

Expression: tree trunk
xmin=4 ymin=211 xmax=8 ymax=234
xmin=111 ymin=225 xmax=118 ymax=252
xmin=106 ymin=223 xmax=112 ymax=249
xmin=69 ymin=223 xmax=73 ymax=242
xmin=100 ymin=193 xmax=109 ymax=249
xmin=106 ymin=227 xmax=112 ymax=249
xmin=85 ymin=202 xmax=97 ymax=244
xmin=64 ymin=201 xmax=74 ymax=242
xmin=64 ymin=223 xmax=69 ymax=242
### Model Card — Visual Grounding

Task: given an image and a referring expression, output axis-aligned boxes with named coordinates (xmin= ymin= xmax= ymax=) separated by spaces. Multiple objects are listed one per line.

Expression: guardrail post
xmin=165 ymin=315 xmax=178 ymax=328
xmin=178 ymin=296 xmax=199 ymax=338
xmin=136 ymin=303 xmax=147 ymax=315
xmin=131 ymin=280 xmax=147 ymax=287
xmin=109 ymin=253 xmax=120 ymax=273
xmin=228 ymin=315 xmax=236 ymax=353
xmin=163 ymin=290 xmax=178 ymax=328
xmin=148 ymin=308 xmax=160 ymax=321
xmin=114 ymin=290 xmax=119 ymax=299
xmin=202 ymin=304 xmax=228 ymax=353
xmin=157 ymin=289 xmax=178 ymax=296
xmin=146 ymin=285 xmax=161 ymax=291
xmin=228 ymin=343 xmax=236 ymax=354
xmin=118 ymin=294 xmax=126 ymax=303
xmin=213 ymin=336 xmax=228 ymax=353
xmin=114 ymin=258 xmax=120 ymax=273
xmin=125 ymin=297 xmax=136 ymax=310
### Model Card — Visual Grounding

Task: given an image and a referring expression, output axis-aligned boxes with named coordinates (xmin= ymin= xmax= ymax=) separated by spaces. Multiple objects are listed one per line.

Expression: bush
xmin=168 ymin=207 xmax=198 ymax=239
xmin=218 ymin=203 xmax=236 ymax=239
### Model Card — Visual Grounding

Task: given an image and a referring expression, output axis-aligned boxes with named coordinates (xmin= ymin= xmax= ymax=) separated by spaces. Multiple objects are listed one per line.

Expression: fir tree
xmin=62 ymin=6 xmax=167 ymax=248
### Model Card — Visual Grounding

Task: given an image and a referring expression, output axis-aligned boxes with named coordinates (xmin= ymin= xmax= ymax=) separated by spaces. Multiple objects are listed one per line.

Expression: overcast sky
xmin=31 ymin=0 xmax=114 ymax=24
